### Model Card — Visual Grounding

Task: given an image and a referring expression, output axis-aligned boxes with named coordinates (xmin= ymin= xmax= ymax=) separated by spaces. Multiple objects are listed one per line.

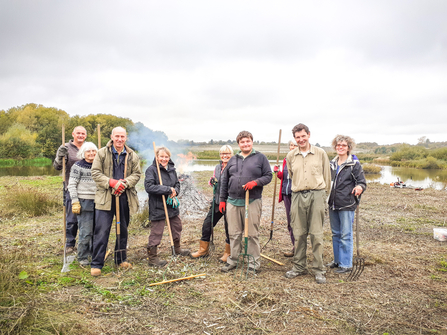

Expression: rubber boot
xmin=190 ymin=240 xmax=210 ymax=258
xmin=147 ymin=246 xmax=167 ymax=267
xmin=219 ymin=243 xmax=231 ymax=263
xmin=174 ymin=240 xmax=190 ymax=256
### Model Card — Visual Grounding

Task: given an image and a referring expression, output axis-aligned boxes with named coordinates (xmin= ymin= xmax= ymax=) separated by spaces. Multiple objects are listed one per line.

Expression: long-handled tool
xmin=61 ymin=124 xmax=75 ymax=273
xmin=235 ymin=190 xmax=256 ymax=279
xmin=97 ymin=124 xmax=101 ymax=149
xmin=262 ymin=129 xmax=282 ymax=250
xmin=114 ymin=150 xmax=128 ymax=267
xmin=347 ymin=206 xmax=365 ymax=281
xmin=210 ymin=182 xmax=217 ymax=252
xmin=152 ymin=142 xmax=176 ymax=256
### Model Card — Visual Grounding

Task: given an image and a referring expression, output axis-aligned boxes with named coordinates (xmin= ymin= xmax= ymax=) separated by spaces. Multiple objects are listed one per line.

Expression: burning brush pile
xmin=177 ymin=173 xmax=210 ymax=219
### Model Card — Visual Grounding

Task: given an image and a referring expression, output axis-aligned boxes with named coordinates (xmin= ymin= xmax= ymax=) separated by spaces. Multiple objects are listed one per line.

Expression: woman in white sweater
xmin=68 ymin=142 xmax=98 ymax=266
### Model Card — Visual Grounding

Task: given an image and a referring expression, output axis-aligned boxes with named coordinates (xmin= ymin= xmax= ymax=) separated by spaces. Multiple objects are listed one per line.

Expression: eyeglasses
xmin=220 ymin=152 xmax=232 ymax=155
xmin=336 ymin=144 xmax=348 ymax=148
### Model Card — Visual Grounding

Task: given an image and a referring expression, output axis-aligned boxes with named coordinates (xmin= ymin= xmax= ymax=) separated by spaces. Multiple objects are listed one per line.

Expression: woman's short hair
xmin=332 ymin=135 xmax=356 ymax=153
xmin=219 ymin=145 xmax=234 ymax=155
xmin=288 ymin=139 xmax=297 ymax=146
xmin=155 ymin=146 xmax=171 ymax=158
xmin=77 ymin=142 xmax=98 ymax=159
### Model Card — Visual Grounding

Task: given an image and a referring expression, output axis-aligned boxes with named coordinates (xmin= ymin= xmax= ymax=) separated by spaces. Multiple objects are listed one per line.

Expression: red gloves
xmin=110 ymin=179 xmax=127 ymax=195
xmin=243 ymin=181 xmax=257 ymax=190
xmin=219 ymin=202 xmax=226 ymax=213
xmin=109 ymin=179 xmax=118 ymax=188
xmin=273 ymin=165 xmax=279 ymax=173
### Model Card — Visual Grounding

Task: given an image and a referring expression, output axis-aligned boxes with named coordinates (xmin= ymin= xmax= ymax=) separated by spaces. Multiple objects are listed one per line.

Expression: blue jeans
xmin=77 ymin=199 xmax=95 ymax=261
xmin=329 ymin=209 xmax=354 ymax=268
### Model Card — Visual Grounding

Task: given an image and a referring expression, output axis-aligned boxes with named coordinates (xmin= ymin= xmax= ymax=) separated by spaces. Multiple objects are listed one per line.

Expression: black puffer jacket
xmin=328 ymin=155 xmax=367 ymax=211
xmin=144 ymin=158 xmax=180 ymax=221
xmin=220 ymin=151 xmax=272 ymax=202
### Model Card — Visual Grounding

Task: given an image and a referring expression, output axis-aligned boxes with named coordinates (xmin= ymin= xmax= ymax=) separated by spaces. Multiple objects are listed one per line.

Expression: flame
xmin=176 ymin=152 xmax=197 ymax=174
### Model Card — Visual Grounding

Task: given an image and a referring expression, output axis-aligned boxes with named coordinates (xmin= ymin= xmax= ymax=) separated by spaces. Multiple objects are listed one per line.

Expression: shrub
xmin=1 ymin=185 xmax=60 ymax=217
xmin=362 ymin=164 xmax=382 ymax=174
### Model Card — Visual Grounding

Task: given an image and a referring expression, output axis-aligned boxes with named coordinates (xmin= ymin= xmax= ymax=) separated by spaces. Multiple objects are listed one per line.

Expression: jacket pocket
xmin=95 ymin=189 xmax=108 ymax=206
xmin=311 ymin=164 xmax=321 ymax=175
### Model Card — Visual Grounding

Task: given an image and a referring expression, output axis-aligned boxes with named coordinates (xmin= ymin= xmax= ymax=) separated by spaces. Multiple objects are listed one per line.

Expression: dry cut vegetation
xmin=1 ymin=173 xmax=447 ymax=334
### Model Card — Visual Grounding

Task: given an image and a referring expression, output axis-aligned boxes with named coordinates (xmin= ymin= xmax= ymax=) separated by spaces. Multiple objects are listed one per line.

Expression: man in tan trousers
xmin=285 ymin=123 xmax=331 ymax=284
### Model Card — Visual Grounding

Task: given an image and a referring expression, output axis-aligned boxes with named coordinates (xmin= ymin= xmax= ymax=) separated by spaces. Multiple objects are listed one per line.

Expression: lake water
xmin=1 ymin=160 xmax=447 ymax=190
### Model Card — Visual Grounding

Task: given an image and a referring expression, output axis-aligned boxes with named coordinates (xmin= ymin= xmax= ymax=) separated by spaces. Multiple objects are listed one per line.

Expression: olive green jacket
xmin=91 ymin=140 xmax=141 ymax=215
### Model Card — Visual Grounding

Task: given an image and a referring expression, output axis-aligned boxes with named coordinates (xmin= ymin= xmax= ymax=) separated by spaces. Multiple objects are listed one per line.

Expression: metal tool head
xmin=346 ymin=256 xmax=365 ymax=281
xmin=61 ymin=255 xmax=75 ymax=273
xmin=235 ymin=253 xmax=256 ymax=280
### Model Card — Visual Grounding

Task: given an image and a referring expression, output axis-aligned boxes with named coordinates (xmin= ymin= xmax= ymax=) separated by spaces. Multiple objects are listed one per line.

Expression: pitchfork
xmin=347 ymin=206 xmax=364 ymax=281
xmin=235 ymin=190 xmax=256 ymax=279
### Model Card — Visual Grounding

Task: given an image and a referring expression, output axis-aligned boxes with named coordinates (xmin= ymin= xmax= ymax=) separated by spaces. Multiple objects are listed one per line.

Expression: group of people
xmin=56 ymin=123 xmax=366 ymax=283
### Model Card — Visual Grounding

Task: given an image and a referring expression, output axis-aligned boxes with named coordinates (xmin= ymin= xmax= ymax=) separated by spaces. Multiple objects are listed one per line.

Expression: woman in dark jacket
xmin=327 ymin=135 xmax=366 ymax=274
xmin=273 ymin=139 xmax=297 ymax=257
xmin=191 ymin=145 xmax=233 ymax=261
xmin=144 ymin=146 xmax=190 ymax=267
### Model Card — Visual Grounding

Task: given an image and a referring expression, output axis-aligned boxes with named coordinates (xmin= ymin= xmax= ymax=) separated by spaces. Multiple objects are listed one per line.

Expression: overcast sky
xmin=1 ymin=1 xmax=446 ymax=146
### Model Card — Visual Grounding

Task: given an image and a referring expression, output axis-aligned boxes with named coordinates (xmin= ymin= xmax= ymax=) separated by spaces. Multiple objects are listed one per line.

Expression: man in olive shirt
xmin=285 ymin=123 xmax=331 ymax=284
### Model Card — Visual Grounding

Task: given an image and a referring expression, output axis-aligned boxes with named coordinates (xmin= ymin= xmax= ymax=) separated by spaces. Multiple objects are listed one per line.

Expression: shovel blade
xmin=61 ymin=255 xmax=76 ymax=273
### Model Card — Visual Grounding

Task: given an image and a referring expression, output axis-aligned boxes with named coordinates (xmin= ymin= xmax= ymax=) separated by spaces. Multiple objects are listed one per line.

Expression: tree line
xmin=0 ymin=103 xmax=169 ymax=159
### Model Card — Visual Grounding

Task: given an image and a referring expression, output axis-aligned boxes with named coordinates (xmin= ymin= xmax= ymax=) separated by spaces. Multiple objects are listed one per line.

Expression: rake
xmin=235 ymin=190 xmax=255 ymax=279
xmin=61 ymin=124 xmax=75 ymax=273
xmin=347 ymin=206 xmax=364 ymax=281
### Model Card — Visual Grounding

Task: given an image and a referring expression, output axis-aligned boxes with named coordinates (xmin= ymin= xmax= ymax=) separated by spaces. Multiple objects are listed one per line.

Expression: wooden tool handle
xmin=271 ymin=129 xmax=281 ymax=226
xmin=245 ymin=190 xmax=249 ymax=238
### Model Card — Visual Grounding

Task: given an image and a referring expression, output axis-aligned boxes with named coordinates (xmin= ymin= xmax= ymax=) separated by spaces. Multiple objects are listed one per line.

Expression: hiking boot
xmin=285 ymin=269 xmax=307 ymax=279
xmin=147 ymin=246 xmax=167 ymax=267
xmin=283 ymin=249 xmax=294 ymax=257
xmin=334 ymin=267 xmax=351 ymax=274
xmin=119 ymin=262 xmax=132 ymax=269
xmin=221 ymin=263 xmax=237 ymax=273
xmin=219 ymin=243 xmax=231 ymax=263
xmin=66 ymin=246 xmax=75 ymax=254
xmin=79 ymin=259 xmax=90 ymax=266
xmin=91 ymin=268 xmax=101 ymax=277
xmin=315 ymin=273 xmax=326 ymax=284
xmin=191 ymin=241 xmax=210 ymax=258
xmin=325 ymin=260 xmax=339 ymax=268
xmin=174 ymin=240 xmax=190 ymax=256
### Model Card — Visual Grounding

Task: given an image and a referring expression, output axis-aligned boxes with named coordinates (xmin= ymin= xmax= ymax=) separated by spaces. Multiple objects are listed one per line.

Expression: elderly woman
xmin=191 ymin=145 xmax=234 ymax=261
xmin=145 ymin=146 xmax=190 ymax=267
xmin=327 ymin=135 xmax=367 ymax=274
xmin=67 ymin=142 xmax=98 ymax=266
xmin=273 ymin=139 xmax=297 ymax=257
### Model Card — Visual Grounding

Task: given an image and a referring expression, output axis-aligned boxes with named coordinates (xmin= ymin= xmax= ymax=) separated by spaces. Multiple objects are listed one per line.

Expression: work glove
xmin=109 ymin=179 xmax=119 ymax=188
xmin=55 ymin=145 xmax=68 ymax=164
xmin=219 ymin=202 xmax=226 ymax=213
xmin=243 ymin=181 xmax=257 ymax=190
xmin=273 ymin=165 xmax=279 ymax=173
xmin=209 ymin=177 xmax=218 ymax=186
xmin=113 ymin=179 xmax=128 ymax=195
xmin=167 ymin=196 xmax=180 ymax=208
xmin=72 ymin=201 xmax=81 ymax=215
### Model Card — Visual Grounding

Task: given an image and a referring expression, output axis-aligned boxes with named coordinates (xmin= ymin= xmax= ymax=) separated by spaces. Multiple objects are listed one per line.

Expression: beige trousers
xmin=290 ymin=190 xmax=326 ymax=275
xmin=225 ymin=199 xmax=262 ymax=269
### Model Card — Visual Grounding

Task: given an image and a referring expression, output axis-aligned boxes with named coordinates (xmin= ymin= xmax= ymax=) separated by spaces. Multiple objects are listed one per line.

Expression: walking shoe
xmin=325 ymin=260 xmax=339 ymax=268
xmin=283 ymin=249 xmax=294 ymax=257
xmin=91 ymin=268 xmax=101 ymax=277
xmin=285 ymin=269 xmax=307 ymax=279
xmin=219 ymin=243 xmax=231 ymax=263
xmin=315 ymin=273 xmax=326 ymax=284
xmin=79 ymin=259 xmax=90 ymax=266
xmin=119 ymin=262 xmax=132 ymax=269
xmin=221 ymin=263 xmax=237 ymax=273
xmin=334 ymin=267 xmax=352 ymax=274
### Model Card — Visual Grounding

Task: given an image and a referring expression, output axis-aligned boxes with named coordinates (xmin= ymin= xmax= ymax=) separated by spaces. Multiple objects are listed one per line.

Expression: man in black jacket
xmin=219 ymin=131 xmax=272 ymax=273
